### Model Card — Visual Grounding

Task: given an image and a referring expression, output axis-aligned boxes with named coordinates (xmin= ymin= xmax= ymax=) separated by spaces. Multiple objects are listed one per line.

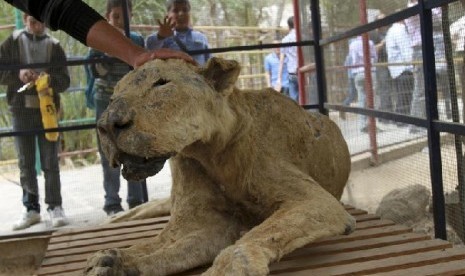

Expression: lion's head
xmin=97 ymin=57 xmax=241 ymax=180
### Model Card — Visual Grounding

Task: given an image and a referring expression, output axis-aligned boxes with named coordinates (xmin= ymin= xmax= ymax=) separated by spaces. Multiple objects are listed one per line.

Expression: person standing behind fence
xmin=279 ymin=16 xmax=299 ymax=103
xmin=340 ymin=43 xmax=357 ymax=120
xmin=348 ymin=36 xmax=377 ymax=133
xmin=386 ymin=18 xmax=414 ymax=123
xmin=0 ymin=13 xmax=70 ymax=230
xmin=370 ymin=13 xmax=394 ymax=123
xmin=146 ymin=0 xmax=211 ymax=66
xmin=264 ymin=41 xmax=289 ymax=96
xmin=406 ymin=0 xmax=445 ymax=132
xmin=87 ymin=0 xmax=145 ymax=216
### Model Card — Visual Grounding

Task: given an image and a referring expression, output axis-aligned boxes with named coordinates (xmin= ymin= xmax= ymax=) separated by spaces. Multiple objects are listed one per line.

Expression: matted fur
xmin=85 ymin=57 xmax=355 ymax=276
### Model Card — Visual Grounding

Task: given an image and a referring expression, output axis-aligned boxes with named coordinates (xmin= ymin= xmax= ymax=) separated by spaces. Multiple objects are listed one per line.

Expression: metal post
xmin=441 ymin=4 xmax=465 ymax=242
xmin=14 ymin=9 xmax=24 ymax=29
xmin=359 ymin=0 xmax=379 ymax=164
xmin=419 ymin=0 xmax=447 ymax=240
xmin=310 ymin=0 xmax=328 ymax=115
xmin=121 ymin=0 xmax=148 ymax=201
xmin=121 ymin=0 xmax=131 ymax=38
xmin=292 ymin=0 xmax=307 ymax=105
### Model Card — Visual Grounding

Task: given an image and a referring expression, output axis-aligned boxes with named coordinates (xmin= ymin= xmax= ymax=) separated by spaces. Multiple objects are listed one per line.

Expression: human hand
xmin=19 ymin=69 xmax=38 ymax=84
xmin=157 ymin=16 xmax=175 ymax=39
xmin=274 ymin=82 xmax=282 ymax=92
xmin=132 ymin=48 xmax=197 ymax=68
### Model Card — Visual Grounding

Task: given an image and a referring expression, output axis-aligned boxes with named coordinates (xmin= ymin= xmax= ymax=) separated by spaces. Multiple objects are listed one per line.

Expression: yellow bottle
xmin=35 ymin=73 xmax=59 ymax=141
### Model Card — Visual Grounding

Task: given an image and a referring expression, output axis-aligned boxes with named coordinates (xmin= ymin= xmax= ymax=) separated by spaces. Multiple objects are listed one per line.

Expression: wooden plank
xmin=49 ymin=220 xmax=168 ymax=245
xmin=352 ymin=213 xmax=380 ymax=222
xmin=37 ymin=206 xmax=465 ymax=276
xmin=37 ymin=260 xmax=87 ymax=275
xmin=41 ymin=227 xmax=423 ymax=270
xmin=47 ymin=223 xmax=165 ymax=251
xmin=308 ymin=225 xmax=411 ymax=247
xmin=40 ymin=225 xmax=412 ymax=274
xmin=374 ymin=259 xmax=465 ymax=276
xmin=49 ymin=216 xmax=169 ymax=240
xmin=44 ymin=232 xmax=159 ymax=258
xmin=269 ymin=239 xmax=452 ymax=274
xmin=347 ymin=209 xmax=368 ymax=216
xmin=274 ymin=247 xmax=465 ymax=276
xmin=181 ymin=239 xmax=449 ymax=276
xmin=284 ymin=232 xmax=430 ymax=260
xmin=354 ymin=219 xmax=395 ymax=230
xmin=342 ymin=204 xmax=355 ymax=210
xmin=37 ymin=237 xmax=156 ymax=275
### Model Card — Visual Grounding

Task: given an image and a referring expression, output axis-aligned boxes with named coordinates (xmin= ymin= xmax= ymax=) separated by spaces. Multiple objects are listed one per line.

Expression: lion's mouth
xmin=119 ymin=152 xmax=171 ymax=181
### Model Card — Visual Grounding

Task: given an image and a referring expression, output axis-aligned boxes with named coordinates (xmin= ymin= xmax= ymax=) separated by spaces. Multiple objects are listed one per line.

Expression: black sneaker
xmin=104 ymin=205 xmax=124 ymax=216
xmin=128 ymin=201 xmax=143 ymax=209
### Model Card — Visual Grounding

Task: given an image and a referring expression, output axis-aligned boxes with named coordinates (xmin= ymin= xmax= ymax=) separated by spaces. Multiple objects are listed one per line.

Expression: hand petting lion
xmin=85 ymin=57 xmax=355 ymax=276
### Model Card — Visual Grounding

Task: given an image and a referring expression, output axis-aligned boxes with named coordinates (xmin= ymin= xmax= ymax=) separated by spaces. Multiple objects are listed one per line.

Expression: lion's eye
xmin=152 ymin=78 xmax=169 ymax=87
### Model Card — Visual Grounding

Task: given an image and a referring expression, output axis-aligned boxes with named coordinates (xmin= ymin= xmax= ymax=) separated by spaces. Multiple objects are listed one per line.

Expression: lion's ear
xmin=199 ymin=57 xmax=241 ymax=93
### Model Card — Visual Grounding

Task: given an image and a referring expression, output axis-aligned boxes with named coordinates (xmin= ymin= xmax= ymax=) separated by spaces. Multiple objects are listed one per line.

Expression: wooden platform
xmin=36 ymin=206 xmax=465 ymax=276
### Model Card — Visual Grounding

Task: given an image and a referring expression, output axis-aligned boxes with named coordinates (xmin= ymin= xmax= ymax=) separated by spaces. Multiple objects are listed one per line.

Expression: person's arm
xmin=48 ymin=42 xmax=70 ymax=93
xmin=5 ymin=0 xmax=195 ymax=68
xmin=299 ymin=63 xmax=315 ymax=73
xmin=146 ymin=32 xmax=165 ymax=51
xmin=264 ymin=57 xmax=271 ymax=87
xmin=0 ymin=36 xmax=18 ymax=86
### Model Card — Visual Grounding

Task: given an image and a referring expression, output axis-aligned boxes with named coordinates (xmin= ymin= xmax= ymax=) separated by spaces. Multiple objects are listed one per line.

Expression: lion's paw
xmin=343 ymin=213 xmax=357 ymax=235
xmin=202 ymin=244 xmax=269 ymax=276
xmin=84 ymin=249 xmax=139 ymax=276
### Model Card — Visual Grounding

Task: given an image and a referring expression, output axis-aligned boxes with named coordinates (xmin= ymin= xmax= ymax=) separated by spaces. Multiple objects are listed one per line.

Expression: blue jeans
xmin=411 ymin=46 xmax=425 ymax=118
xmin=354 ymin=73 xmax=368 ymax=130
xmin=288 ymin=74 xmax=299 ymax=102
xmin=95 ymin=91 xmax=145 ymax=210
xmin=354 ymin=72 xmax=377 ymax=130
xmin=343 ymin=76 xmax=357 ymax=106
xmin=12 ymin=108 xmax=62 ymax=212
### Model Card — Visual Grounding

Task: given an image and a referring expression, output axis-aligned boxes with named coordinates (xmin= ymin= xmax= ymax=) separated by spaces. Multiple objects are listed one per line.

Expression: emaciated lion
xmin=85 ymin=57 xmax=355 ymax=275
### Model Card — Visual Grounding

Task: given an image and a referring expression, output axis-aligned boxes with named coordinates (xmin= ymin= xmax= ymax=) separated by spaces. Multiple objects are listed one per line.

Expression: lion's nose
xmin=97 ymin=98 xmax=134 ymax=140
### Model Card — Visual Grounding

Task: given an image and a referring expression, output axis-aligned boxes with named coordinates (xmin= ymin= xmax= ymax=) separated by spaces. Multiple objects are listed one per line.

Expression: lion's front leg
xmin=85 ymin=211 xmax=241 ymax=276
xmin=202 ymin=183 xmax=355 ymax=276
xmin=85 ymin=157 xmax=243 ymax=276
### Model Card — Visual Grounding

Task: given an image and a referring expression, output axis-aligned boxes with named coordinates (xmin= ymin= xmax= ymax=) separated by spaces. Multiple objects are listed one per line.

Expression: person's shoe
xmin=409 ymin=126 xmax=425 ymax=134
xmin=361 ymin=126 xmax=384 ymax=133
xmin=12 ymin=210 xmax=41 ymax=231
xmin=128 ymin=201 xmax=143 ymax=209
xmin=48 ymin=206 xmax=68 ymax=228
xmin=104 ymin=204 xmax=124 ymax=216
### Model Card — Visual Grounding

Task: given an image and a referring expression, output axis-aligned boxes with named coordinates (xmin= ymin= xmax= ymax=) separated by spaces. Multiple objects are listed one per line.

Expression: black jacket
xmin=0 ymin=30 xmax=70 ymax=109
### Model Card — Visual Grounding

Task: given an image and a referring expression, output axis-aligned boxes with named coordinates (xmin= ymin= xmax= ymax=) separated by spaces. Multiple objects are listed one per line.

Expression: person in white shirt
xmin=279 ymin=16 xmax=299 ymax=102
xmin=348 ymin=36 xmax=377 ymax=132
xmin=386 ymin=19 xmax=414 ymax=119
xmin=406 ymin=0 xmax=445 ymax=132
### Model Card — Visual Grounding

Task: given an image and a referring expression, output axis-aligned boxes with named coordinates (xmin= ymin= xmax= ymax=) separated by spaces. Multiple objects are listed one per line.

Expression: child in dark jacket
xmin=87 ymin=0 xmax=146 ymax=216
xmin=0 ymin=13 xmax=70 ymax=230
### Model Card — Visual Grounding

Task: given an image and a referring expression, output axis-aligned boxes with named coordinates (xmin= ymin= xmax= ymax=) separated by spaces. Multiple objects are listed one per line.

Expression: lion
xmin=85 ymin=57 xmax=355 ymax=276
